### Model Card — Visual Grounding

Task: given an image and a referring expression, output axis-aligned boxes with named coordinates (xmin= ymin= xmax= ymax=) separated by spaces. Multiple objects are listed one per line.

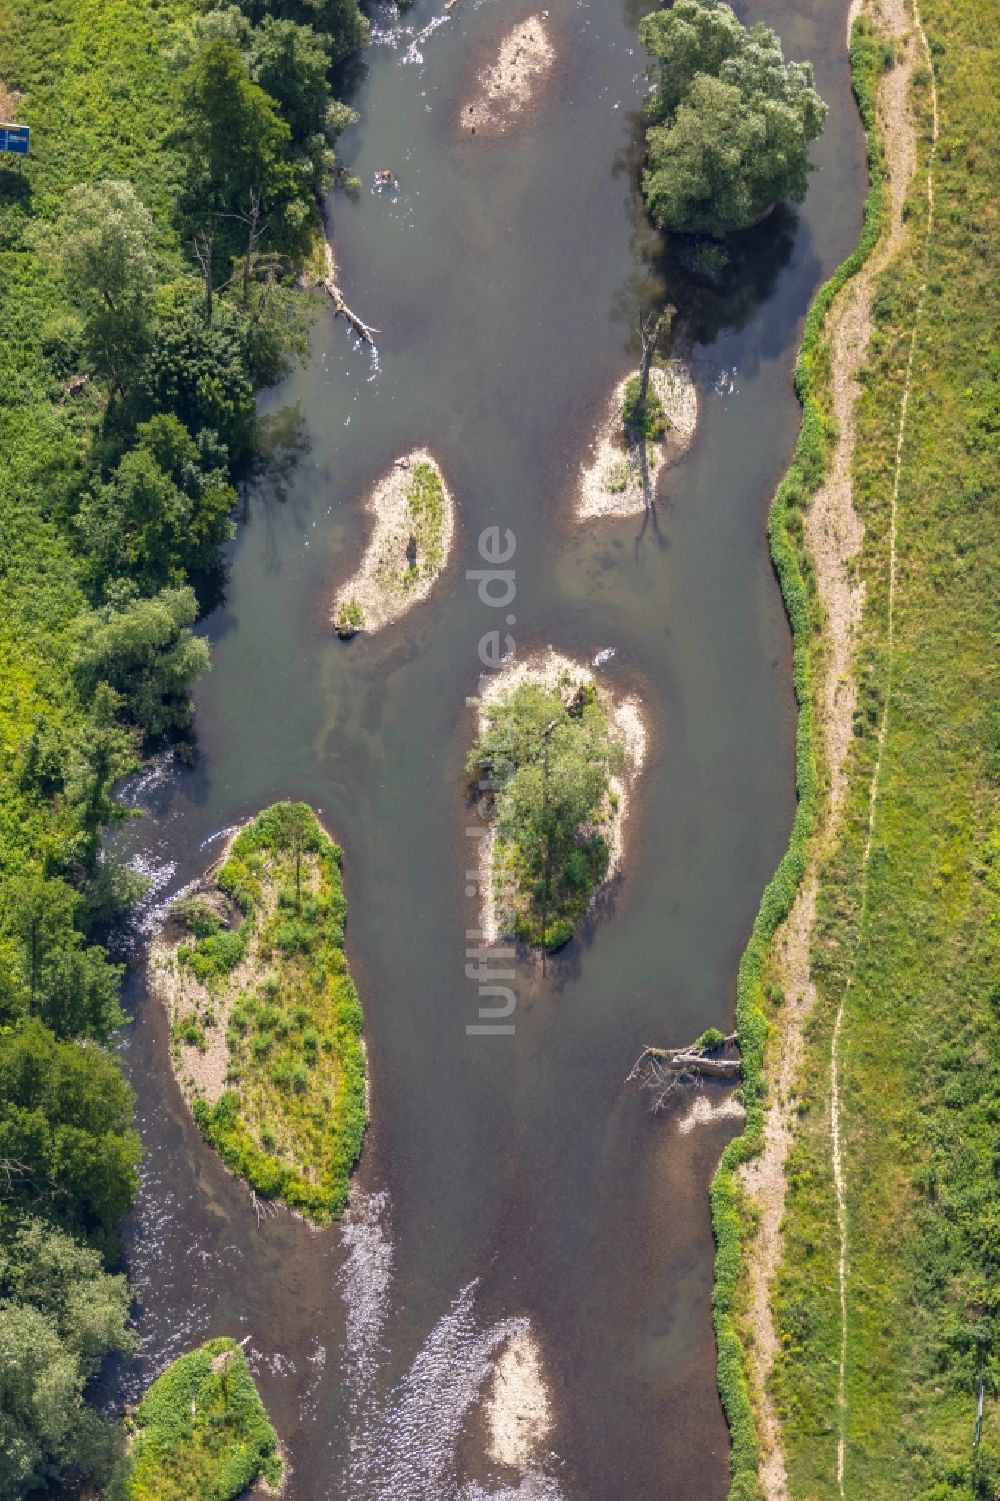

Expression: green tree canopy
xmin=0 ymin=1217 xmax=134 ymax=1377
xmin=469 ymin=681 xmax=625 ymax=948
xmin=0 ymin=1019 xmax=140 ymax=1243
xmin=250 ymin=16 xmax=332 ymax=144
xmin=233 ymin=0 xmax=369 ymax=68
xmin=0 ymin=1218 xmax=133 ymax=1500
xmin=138 ymin=294 xmax=256 ymax=460
xmin=55 ymin=180 xmax=155 ymax=392
xmin=0 ymin=1302 xmax=83 ymax=1500
xmin=77 ymin=414 xmax=236 ymax=594
xmin=640 ymin=0 xmax=827 ymax=234
xmin=0 ymin=870 xmax=125 ymax=1041
xmin=177 ymin=38 xmax=313 ymax=275
xmin=71 ymin=585 xmax=211 ymax=740
xmin=170 ymin=8 xmax=358 ymax=203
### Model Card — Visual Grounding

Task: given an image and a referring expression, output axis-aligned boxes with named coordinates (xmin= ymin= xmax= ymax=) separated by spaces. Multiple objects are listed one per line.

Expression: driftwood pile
xmin=628 ymin=1032 xmax=741 ymax=1113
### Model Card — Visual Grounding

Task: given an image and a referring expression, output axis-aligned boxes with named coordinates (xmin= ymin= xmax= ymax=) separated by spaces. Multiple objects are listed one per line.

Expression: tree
xmin=139 ymin=294 xmax=256 ymax=461
xmin=0 ymin=1218 xmax=133 ymax=1500
xmin=250 ymin=17 xmax=331 ymax=145
xmin=77 ymin=414 xmax=236 ymax=593
xmin=170 ymin=11 xmax=357 ymax=208
xmin=0 ymin=1302 xmax=81 ymax=1500
xmin=233 ymin=0 xmax=369 ymax=68
xmin=0 ymin=870 xmax=125 ymax=1042
xmin=0 ymin=1019 xmax=140 ymax=1243
xmin=56 ymin=181 xmax=155 ymax=394
xmin=0 ymin=1218 xmax=134 ymax=1376
xmin=71 ymin=585 xmax=210 ymax=740
xmin=470 ymin=682 xmax=625 ymax=947
xmin=642 ymin=0 xmax=745 ymax=119
xmin=280 ymin=802 xmax=315 ymax=911
xmin=178 ymin=39 xmax=305 ymax=283
xmin=640 ymin=0 xmax=827 ymax=234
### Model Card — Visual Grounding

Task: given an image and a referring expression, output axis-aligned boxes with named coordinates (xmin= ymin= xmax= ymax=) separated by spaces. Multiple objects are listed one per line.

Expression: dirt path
xmin=736 ymin=1 xmax=932 ymax=1493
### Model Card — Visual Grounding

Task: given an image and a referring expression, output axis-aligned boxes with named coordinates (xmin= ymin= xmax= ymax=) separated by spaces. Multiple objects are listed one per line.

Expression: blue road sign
xmin=0 ymin=124 xmax=30 ymax=155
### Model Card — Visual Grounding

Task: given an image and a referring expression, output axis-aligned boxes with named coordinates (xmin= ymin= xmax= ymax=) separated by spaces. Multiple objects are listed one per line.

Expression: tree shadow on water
xmin=611 ymin=90 xmax=806 ymax=363
xmin=633 ymin=499 xmax=669 ymax=562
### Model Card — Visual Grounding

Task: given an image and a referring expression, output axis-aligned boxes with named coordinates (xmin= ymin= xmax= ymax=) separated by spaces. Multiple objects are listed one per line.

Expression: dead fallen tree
xmin=628 ymin=1032 xmax=741 ymax=1112
xmin=318 ymin=238 xmax=380 ymax=347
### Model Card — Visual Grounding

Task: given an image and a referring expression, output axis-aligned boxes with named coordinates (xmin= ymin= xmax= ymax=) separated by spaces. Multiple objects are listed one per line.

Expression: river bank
xmin=716 ymin=0 xmax=999 ymax=1493
xmin=736 ymin=1 xmax=920 ymax=1490
xmin=755 ymin=0 xmax=999 ymax=1489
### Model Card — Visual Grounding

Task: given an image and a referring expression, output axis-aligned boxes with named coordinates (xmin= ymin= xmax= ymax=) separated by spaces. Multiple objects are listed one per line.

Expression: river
xmin=111 ymin=1 xmax=866 ymax=1495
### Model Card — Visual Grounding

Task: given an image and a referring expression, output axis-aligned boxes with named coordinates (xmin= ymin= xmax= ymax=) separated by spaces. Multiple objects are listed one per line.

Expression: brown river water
xmin=108 ymin=1 xmax=865 ymax=1495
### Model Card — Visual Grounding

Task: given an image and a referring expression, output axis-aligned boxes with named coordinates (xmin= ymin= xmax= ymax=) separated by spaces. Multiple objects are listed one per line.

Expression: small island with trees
xmin=332 ymin=450 xmax=454 ymax=638
xmin=149 ymin=802 xmax=367 ymax=1223
xmin=468 ymin=653 xmax=645 ymax=950
xmin=640 ymin=0 xmax=827 ymax=235
xmin=119 ymin=1337 xmax=282 ymax=1501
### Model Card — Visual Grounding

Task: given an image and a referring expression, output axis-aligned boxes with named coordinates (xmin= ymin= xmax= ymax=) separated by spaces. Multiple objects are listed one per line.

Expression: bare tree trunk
xmin=633 ymin=306 xmax=675 ymax=510
xmin=193 ymin=228 xmax=215 ymax=326
xmin=638 ymin=317 xmax=658 ymax=407
xmin=317 ymin=231 xmax=380 ymax=347
xmin=628 ymin=1032 xmax=741 ymax=1112
xmin=242 ymin=193 xmax=263 ymax=305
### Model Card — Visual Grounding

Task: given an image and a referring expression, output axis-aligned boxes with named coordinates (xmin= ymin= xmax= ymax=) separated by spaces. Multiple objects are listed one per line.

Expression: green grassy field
xmin=765 ymin=0 xmax=1000 ymax=1494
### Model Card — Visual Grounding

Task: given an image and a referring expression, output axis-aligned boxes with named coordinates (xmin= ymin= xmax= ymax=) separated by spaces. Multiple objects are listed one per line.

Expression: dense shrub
xmin=120 ymin=1337 xmax=281 ymax=1501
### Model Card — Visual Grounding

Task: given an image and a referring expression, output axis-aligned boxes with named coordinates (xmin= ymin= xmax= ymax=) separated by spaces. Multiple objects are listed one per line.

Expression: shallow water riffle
xmin=108 ymin=0 xmax=867 ymax=1495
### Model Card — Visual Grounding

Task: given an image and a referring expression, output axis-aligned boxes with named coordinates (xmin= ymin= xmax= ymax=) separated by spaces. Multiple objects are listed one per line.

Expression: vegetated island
xmin=577 ymin=361 xmax=697 ymax=519
xmin=468 ymin=652 xmax=646 ymax=950
xmin=332 ymin=450 xmax=454 ymax=638
xmin=148 ymin=802 xmax=367 ymax=1223
xmin=459 ymin=14 xmax=555 ymax=136
xmin=639 ymin=0 xmax=827 ymax=234
xmin=120 ymin=1337 xmax=282 ymax=1501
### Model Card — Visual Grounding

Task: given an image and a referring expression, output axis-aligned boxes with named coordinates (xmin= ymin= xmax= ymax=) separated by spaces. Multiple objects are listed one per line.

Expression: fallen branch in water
xmin=318 ymin=238 xmax=380 ymax=347
xmin=250 ymin=1188 xmax=279 ymax=1228
xmin=628 ymin=1033 xmax=741 ymax=1112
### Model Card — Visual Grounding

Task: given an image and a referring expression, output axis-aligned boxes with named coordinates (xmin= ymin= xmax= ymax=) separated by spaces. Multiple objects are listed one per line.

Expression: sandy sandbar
xmin=459 ymin=14 xmax=554 ymax=136
xmin=577 ymin=362 xmax=697 ymax=520
xmin=482 ymin=1330 xmax=554 ymax=1470
xmin=676 ymin=1089 xmax=746 ymax=1136
xmin=332 ymin=449 xmax=455 ymax=637
xmin=148 ymin=831 xmax=248 ymax=1106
